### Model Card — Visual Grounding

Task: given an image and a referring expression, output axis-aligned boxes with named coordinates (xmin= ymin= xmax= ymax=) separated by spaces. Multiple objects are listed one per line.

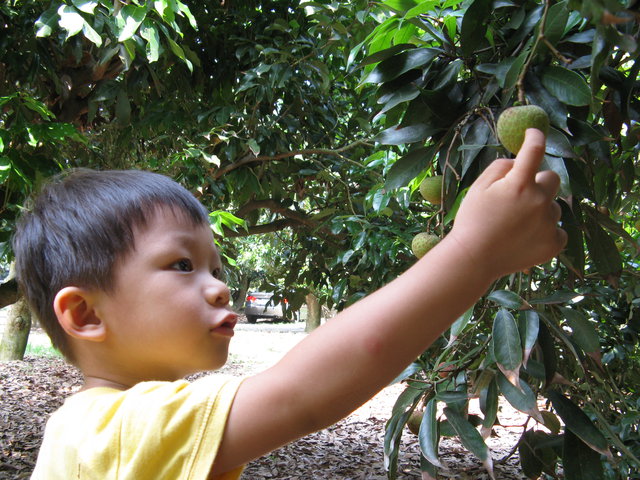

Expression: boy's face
xmin=93 ymin=207 xmax=237 ymax=382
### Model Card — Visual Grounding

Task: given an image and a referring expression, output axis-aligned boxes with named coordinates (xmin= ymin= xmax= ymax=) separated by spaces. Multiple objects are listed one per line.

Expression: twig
xmin=516 ymin=0 xmax=552 ymax=103
xmin=212 ymin=139 xmax=373 ymax=179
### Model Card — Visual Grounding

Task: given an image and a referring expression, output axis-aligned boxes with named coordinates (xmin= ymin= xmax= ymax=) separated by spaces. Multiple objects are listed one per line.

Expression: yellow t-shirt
xmin=31 ymin=375 xmax=244 ymax=480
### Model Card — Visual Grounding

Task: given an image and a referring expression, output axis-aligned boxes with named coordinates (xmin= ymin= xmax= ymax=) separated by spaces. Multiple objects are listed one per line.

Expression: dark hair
xmin=12 ymin=169 xmax=209 ymax=362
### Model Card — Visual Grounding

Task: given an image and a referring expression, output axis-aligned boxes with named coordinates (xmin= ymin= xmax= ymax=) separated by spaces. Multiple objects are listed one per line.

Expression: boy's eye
xmin=211 ymin=267 xmax=222 ymax=279
xmin=173 ymin=259 xmax=193 ymax=272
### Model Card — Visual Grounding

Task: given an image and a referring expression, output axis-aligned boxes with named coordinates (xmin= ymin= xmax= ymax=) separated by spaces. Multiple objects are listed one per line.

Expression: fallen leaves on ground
xmin=1 ymin=355 xmax=529 ymax=479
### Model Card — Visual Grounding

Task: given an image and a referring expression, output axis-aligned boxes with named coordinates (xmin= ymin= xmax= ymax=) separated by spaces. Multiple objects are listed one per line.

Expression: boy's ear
xmin=53 ymin=287 xmax=106 ymax=342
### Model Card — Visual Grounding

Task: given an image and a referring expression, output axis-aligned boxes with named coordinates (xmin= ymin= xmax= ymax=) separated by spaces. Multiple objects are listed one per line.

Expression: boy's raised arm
xmin=210 ymin=129 xmax=567 ymax=476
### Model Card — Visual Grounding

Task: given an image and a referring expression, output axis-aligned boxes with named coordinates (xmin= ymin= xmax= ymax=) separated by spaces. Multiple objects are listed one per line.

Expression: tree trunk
xmin=305 ymin=293 xmax=321 ymax=333
xmin=0 ymin=278 xmax=19 ymax=310
xmin=0 ymin=298 xmax=31 ymax=361
xmin=233 ymin=273 xmax=251 ymax=311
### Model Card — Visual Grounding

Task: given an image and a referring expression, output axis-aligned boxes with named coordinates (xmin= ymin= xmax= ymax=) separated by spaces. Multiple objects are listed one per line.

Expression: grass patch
xmin=25 ymin=342 xmax=61 ymax=358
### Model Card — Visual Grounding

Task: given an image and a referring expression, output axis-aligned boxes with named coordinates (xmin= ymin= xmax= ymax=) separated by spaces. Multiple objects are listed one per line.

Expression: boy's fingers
xmin=511 ymin=128 xmax=546 ymax=183
xmin=473 ymin=158 xmax=514 ymax=189
xmin=535 ymin=170 xmax=561 ymax=198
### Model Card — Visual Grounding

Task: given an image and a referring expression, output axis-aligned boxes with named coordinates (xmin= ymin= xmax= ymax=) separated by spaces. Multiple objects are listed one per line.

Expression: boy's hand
xmin=448 ymin=128 xmax=567 ymax=279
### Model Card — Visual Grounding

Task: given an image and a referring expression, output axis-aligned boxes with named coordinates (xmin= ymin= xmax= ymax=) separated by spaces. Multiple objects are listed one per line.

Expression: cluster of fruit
xmin=410 ymin=105 xmax=550 ymax=260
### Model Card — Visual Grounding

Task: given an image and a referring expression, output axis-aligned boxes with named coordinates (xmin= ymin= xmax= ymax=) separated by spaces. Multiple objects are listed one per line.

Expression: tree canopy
xmin=1 ymin=0 xmax=639 ymax=478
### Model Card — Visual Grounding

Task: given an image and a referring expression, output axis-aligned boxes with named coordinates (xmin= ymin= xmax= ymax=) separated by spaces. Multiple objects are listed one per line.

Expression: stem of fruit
xmin=516 ymin=0 xmax=552 ymax=104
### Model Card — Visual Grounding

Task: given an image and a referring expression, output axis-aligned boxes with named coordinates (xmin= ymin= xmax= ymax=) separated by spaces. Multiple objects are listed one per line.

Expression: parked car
xmin=244 ymin=292 xmax=288 ymax=323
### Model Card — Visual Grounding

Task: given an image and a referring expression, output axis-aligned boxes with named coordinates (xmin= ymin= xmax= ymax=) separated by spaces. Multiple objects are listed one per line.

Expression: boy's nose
xmin=204 ymin=278 xmax=231 ymax=306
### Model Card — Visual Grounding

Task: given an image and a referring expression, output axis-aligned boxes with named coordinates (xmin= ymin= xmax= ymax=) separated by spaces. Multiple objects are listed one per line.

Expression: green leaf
xmin=557 ymin=200 xmax=585 ymax=277
xmin=545 ymin=128 xmax=576 ymax=158
xmin=460 ymin=118 xmax=491 ymax=178
xmin=374 ymin=124 xmax=434 ymax=145
xmin=583 ymin=211 xmax=622 ymax=279
xmin=487 ymin=290 xmax=529 ymax=310
xmin=443 ymin=407 xmax=491 ymax=468
xmin=176 ymin=0 xmax=198 ymax=30
xmin=166 ymin=37 xmax=193 ymax=72
xmin=460 ymin=0 xmax=492 ymax=57
xmin=541 ymin=155 xmax=571 ymax=197
xmin=559 ymin=307 xmax=600 ymax=354
xmin=82 ymin=20 xmax=103 ymax=47
xmin=519 ymin=430 xmax=559 ymax=478
xmin=385 ymin=146 xmax=434 ymax=190
xmin=537 ymin=0 xmax=569 ymax=50
xmin=22 ymin=97 xmax=54 ymax=120
xmin=35 ymin=7 xmax=58 ymax=38
xmin=420 ymin=455 xmax=438 ymax=479
xmin=538 ymin=321 xmax=558 ymax=386
xmin=529 ymin=290 xmax=581 ymax=305
xmin=497 ymin=372 xmax=543 ymax=422
xmin=443 ymin=187 xmax=468 ymax=226
xmin=526 ymin=74 xmax=569 ymax=132
xmin=140 ymin=20 xmax=161 ymax=62
xmin=547 ymin=390 xmax=609 ymax=456
xmin=0 ymin=157 xmax=11 ymax=183
xmin=358 ymin=44 xmax=415 ymax=67
xmin=405 ymin=1 xmax=440 ymax=19
xmin=390 ymin=362 xmax=421 ymax=384
xmin=492 ymin=309 xmax=523 ymax=386
xmin=518 ymin=310 xmax=539 ymax=366
xmin=479 ymin=376 xmax=498 ymax=431
xmin=563 ymin=430 xmax=605 ymax=480
xmin=419 ymin=398 xmax=443 ymax=468
xmin=432 ymin=59 xmax=463 ymax=90
xmin=382 ymin=0 xmax=421 ymax=13
xmin=435 ymin=390 xmax=470 ymax=404
xmin=449 ymin=306 xmax=474 ymax=343
xmin=385 ymin=386 xmax=422 ymax=475
xmin=504 ymin=51 xmax=528 ymax=90
xmin=363 ymin=48 xmax=440 ymax=84
xmin=541 ymin=66 xmax=591 ymax=106
xmin=118 ymin=5 xmax=147 ymax=42
xmin=376 ymin=84 xmax=420 ymax=116
xmin=72 ymin=0 xmax=98 ymax=14
xmin=58 ymin=5 xmax=84 ymax=39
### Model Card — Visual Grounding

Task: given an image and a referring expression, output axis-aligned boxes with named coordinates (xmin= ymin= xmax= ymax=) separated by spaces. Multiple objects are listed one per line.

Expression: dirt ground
xmin=1 ymin=322 xmax=531 ymax=479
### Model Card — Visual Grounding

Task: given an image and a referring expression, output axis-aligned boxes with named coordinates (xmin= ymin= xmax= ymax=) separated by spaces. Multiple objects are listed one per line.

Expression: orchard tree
xmin=1 ymin=1 xmax=639 ymax=478
xmin=342 ymin=0 xmax=640 ymax=478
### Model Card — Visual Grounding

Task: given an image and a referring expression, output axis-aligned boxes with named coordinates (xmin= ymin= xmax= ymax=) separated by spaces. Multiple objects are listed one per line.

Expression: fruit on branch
xmin=419 ymin=175 xmax=443 ymax=204
xmin=496 ymin=105 xmax=550 ymax=155
xmin=411 ymin=233 xmax=440 ymax=259
xmin=407 ymin=409 xmax=423 ymax=435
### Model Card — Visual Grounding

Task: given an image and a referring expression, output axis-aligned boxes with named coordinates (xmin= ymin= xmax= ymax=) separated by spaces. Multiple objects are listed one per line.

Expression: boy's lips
xmin=210 ymin=313 xmax=238 ymax=337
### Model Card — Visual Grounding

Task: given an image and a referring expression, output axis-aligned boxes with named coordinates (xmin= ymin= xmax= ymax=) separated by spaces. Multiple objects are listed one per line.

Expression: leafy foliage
xmin=1 ymin=0 xmax=639 ymax=478
xmin=356 ymin=0 xmax=640 ymax=478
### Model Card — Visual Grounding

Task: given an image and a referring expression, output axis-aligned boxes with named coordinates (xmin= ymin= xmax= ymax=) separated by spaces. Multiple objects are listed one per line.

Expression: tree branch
xmin=212 ymin=140 xmax=370 ymax=179
xmin=222 ymin=219 xmax=302 ymax=237
xmin=0 ymin=278 xmax=19 ymax=310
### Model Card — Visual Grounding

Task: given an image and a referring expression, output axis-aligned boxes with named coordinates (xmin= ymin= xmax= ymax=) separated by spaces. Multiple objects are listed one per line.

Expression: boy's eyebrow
xmin=165 ymin=229 xmax=220 ymax=262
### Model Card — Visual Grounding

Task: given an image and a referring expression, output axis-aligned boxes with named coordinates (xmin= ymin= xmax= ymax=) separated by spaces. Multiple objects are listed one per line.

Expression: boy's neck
xmin=80 ymin=375 xmax=131 ymax=391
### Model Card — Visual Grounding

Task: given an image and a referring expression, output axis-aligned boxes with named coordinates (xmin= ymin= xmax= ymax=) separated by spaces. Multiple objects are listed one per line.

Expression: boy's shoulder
xmin=33 ymin=375 xmax=244 ymax=480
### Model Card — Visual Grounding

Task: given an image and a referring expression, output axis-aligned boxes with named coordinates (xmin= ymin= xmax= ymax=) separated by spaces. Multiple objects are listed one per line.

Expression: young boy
xmin=14 ymin=129 xmax=565 ymax=479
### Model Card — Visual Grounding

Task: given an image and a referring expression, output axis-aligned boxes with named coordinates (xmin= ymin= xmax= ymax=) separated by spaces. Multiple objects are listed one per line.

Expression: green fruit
xmin=497 ymin=105 xmax=550 ymax=155
xmin=411 ymin=233 xmax=440 ymax=259
xmin=407 ymin=409 xmax=423 ymax=435
xmin=419 ymin=176 xmax=443 ymax=204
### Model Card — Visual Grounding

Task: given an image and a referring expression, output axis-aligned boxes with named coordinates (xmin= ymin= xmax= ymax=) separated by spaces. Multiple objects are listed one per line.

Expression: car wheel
xmin=246 ymin=315 xmax=258 ymax=324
